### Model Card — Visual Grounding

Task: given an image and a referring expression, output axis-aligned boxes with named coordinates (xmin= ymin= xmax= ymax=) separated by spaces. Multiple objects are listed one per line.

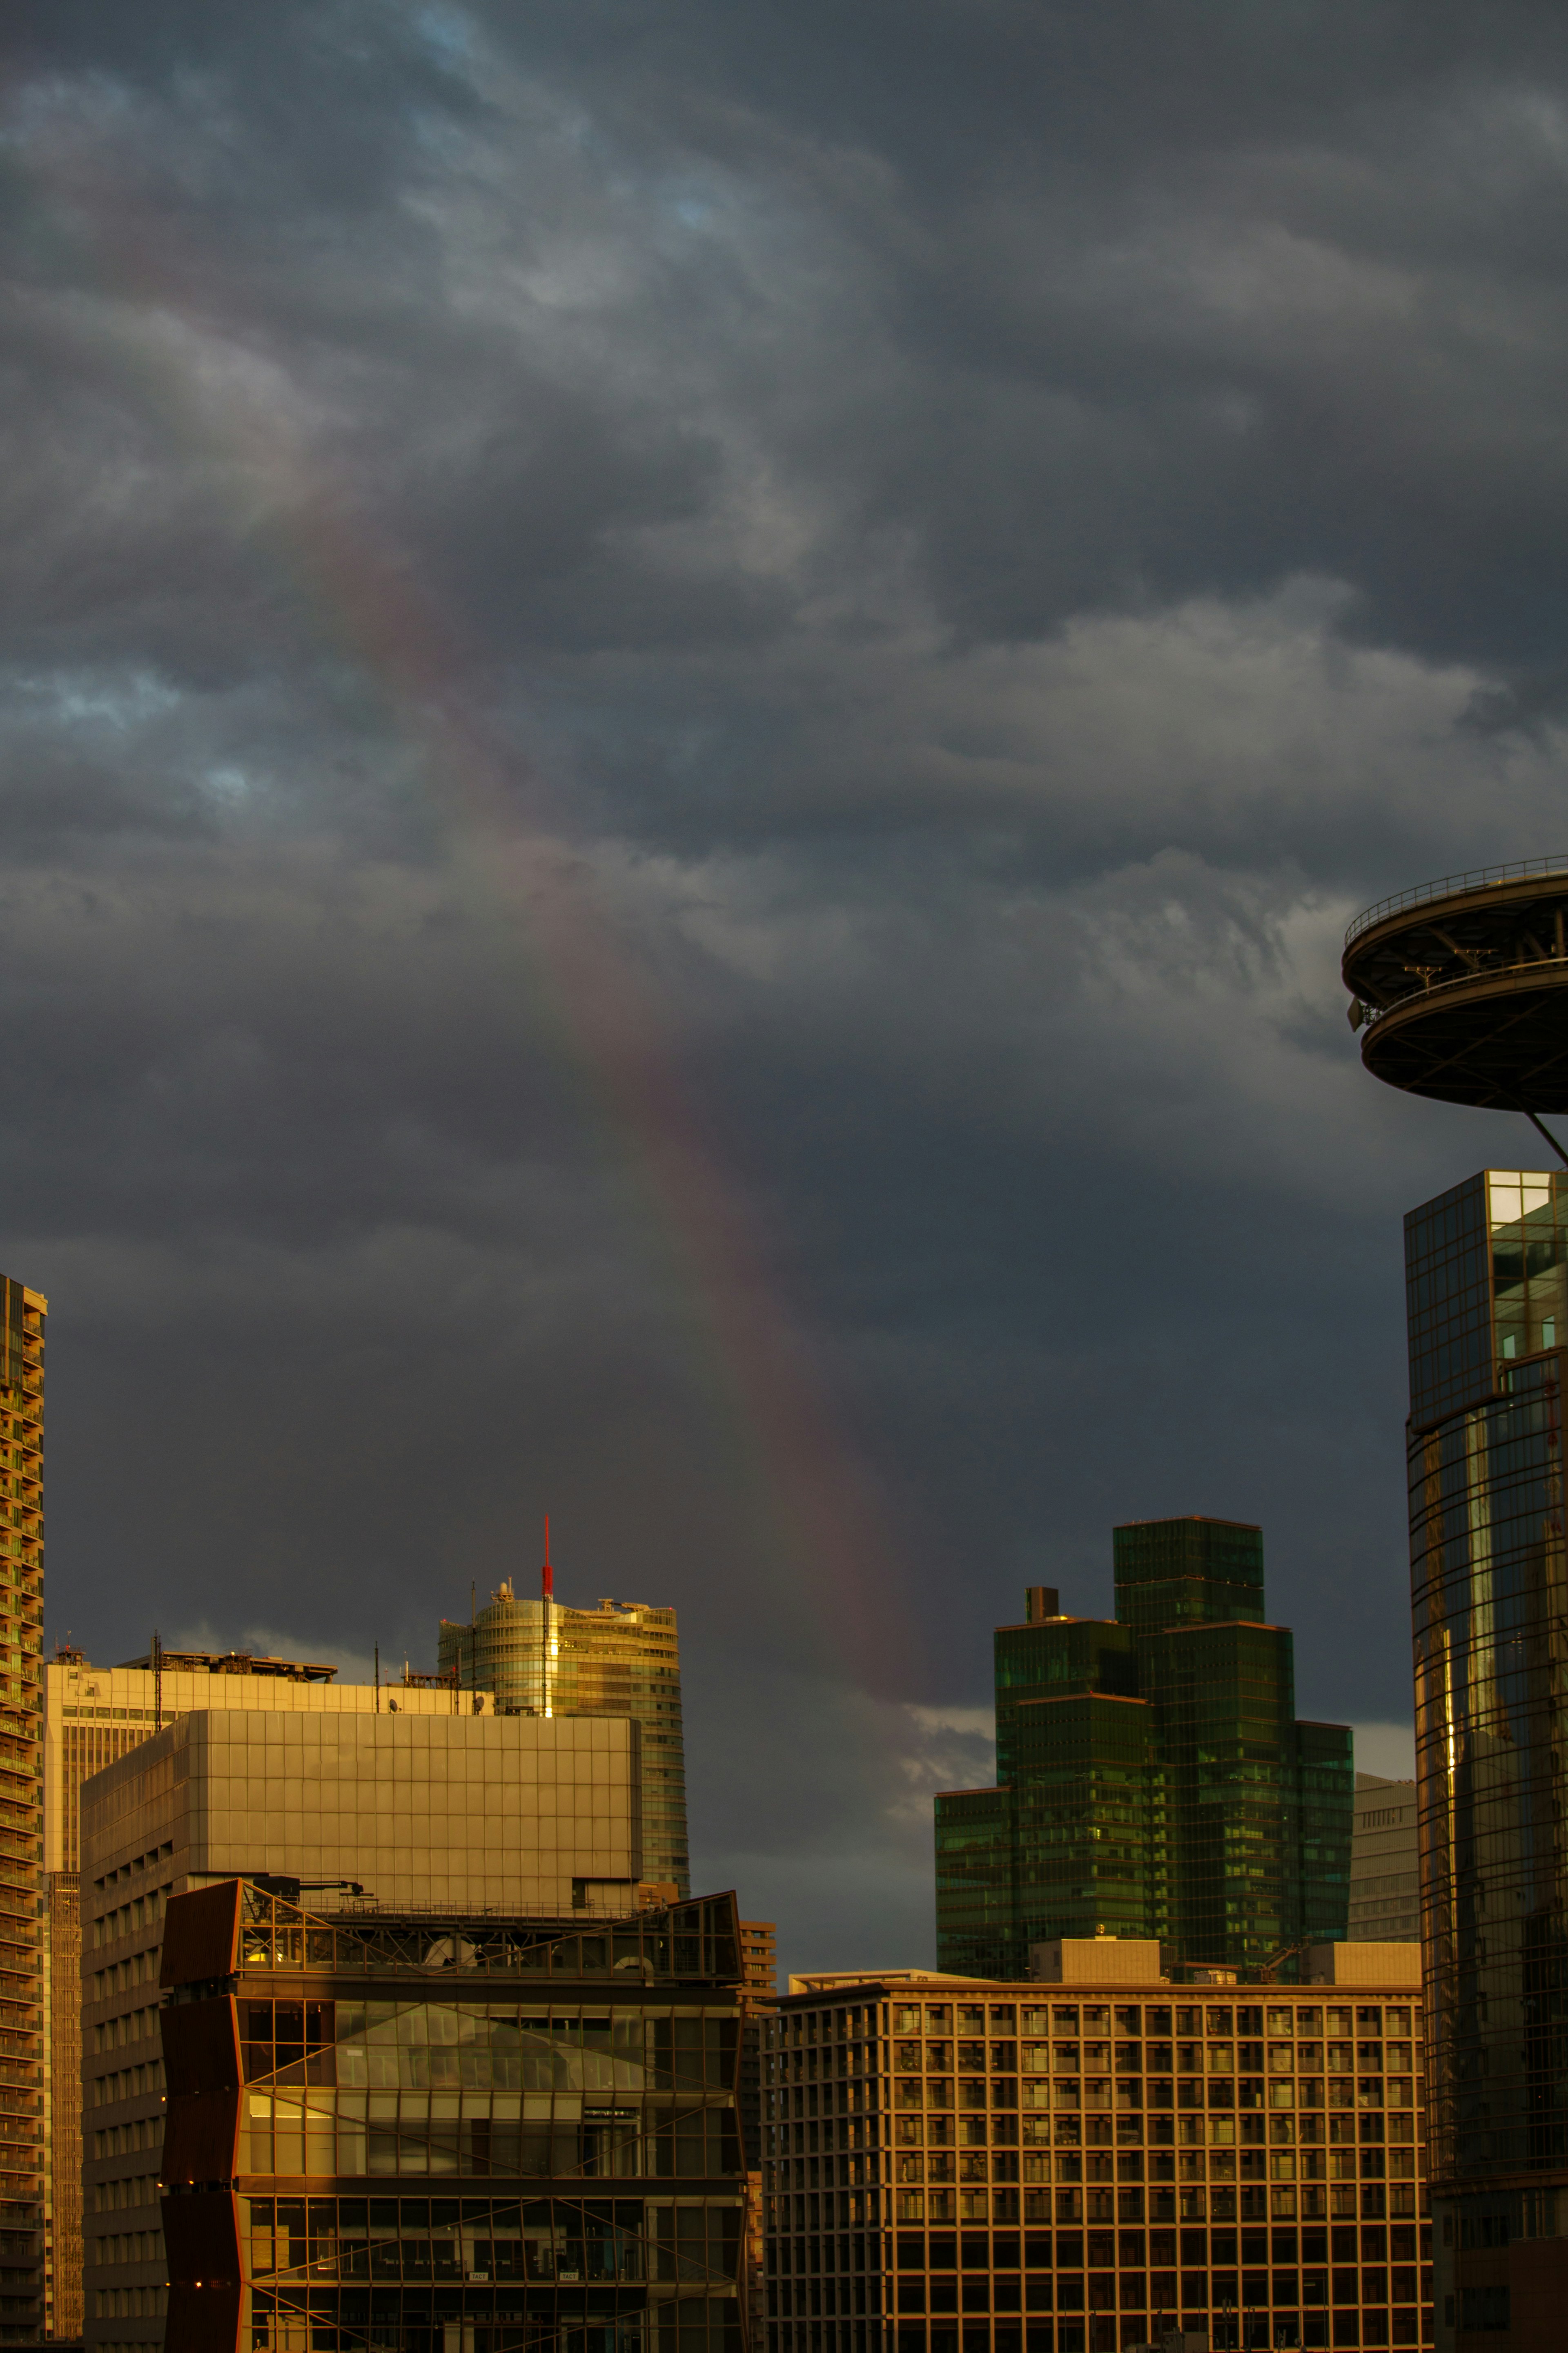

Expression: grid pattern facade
xmin=440 ymin=1588 xmax=689 ymax=1895
xmin=158 ymin=1883 xmax=747 ymax=2353
xmin=764 ymin=1976 xmax=1434 ymax=2353
xmin=935 ymin=1522 xmax=1352 ymax=1980
xmin=0 ymin=1281 xmax=44 ymax=2345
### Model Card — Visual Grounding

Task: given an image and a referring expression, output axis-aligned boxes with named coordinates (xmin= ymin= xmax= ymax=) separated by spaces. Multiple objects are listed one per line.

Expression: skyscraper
xmin=1343 ymin=862 xmax=1568 ymax=2336
xmin=934 ymin=1518 xmax=1352 ymax=1978
xmin=1400 ymin=1165 xmax=1568 ymax=2319
xmin=0 ymin=1278 xmax=45 ymax=2347
xmin=439 ymin=1584 xmax=689 ymax=1895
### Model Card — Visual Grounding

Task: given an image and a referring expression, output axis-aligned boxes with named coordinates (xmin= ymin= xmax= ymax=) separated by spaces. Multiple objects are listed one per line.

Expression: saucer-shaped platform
xmin=1343 ymin=863 xmax=1568 ymax=1110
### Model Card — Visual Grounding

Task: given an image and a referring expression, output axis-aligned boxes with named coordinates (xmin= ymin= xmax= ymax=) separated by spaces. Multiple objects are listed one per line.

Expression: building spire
xmin=542 ymin=1512 xmax=553 ymax=1602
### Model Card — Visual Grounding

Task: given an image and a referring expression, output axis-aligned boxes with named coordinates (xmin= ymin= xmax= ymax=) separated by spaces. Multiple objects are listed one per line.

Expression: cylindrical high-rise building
xmin=1345 ymin=861 xmax=1568 ymax=2343
xmin=439 ymin=1586 xmax=689 ymax=1896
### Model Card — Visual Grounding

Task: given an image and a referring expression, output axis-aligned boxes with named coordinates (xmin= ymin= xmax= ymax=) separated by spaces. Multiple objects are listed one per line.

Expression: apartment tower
xmin=0 ymin=1281 xmax=44 ymax=2345
xmin=439 ymin=1582 xmax=689 ymax=1894
xmin=934 ymin=1519 xmax=1353 ymax=1978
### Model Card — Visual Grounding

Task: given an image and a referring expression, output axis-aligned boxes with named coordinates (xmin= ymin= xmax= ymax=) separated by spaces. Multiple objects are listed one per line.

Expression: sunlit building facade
xmin=158 ymin=1880 xmax=747 ymax=2353
xmin=80 ymin=1705 xmax=641 ymax=2351
xmin=935 ymin=1522 xmax=1352 ymax=1978
xmin=0 ymin=1278 xmax=45 ymax=2346
xmin=766 ymin=1951 xmax=1432 ymax=2353
xmin=1405 ymin=1167 xmax=1568 ymax=2340
xmin=439 ymin=1586 xmax=689 ymax=1895
xmin=43 ymin=1648 xmax=494 ymax=2341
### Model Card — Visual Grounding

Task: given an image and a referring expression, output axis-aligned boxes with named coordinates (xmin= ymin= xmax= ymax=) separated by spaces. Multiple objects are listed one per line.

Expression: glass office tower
xmin=935 ymin=1519 xmax=1352 ymax=1978
xmin=1405 ymin=1167 xmax=1568 ymax=2328
xmin=439 ymin=1586 xmax=690 ymax=1896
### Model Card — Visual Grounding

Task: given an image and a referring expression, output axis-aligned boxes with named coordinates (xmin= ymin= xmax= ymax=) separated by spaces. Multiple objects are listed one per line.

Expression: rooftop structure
xmin=1342 ymin=858 xmax=1568 ymax=1115
xmin=114 ymin=1650 xmax=339 ymax=1681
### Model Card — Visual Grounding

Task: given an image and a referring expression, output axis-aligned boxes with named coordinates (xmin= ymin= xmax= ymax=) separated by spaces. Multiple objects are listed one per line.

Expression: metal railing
xmin=1357 ymin=951 xmax=1568 ymax=1027
xmin=1346 ymin=856 xmax=1568 ymax=948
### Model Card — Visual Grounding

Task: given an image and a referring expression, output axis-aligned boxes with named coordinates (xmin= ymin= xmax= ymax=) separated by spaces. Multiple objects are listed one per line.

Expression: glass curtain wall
xmin=935 ymin=1522 xmax=1352 ymax=1978
xmin=1405 ymin=1169 xmax=1568 ymax=2322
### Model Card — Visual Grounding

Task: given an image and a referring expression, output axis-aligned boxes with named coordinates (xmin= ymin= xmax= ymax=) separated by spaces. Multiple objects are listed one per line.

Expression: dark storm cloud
xmin=6 ymin=0 xmax=1568 ymax=1963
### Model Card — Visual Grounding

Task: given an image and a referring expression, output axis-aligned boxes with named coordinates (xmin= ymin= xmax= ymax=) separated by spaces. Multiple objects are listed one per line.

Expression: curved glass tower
xmin=438 ymin=1585 xmax=689 ymax=1896
xmin=1347 ymin=864 xmax=1568 ymax=2340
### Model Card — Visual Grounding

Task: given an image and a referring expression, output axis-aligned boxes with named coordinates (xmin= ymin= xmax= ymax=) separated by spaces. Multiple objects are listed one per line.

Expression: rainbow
xmin=20 ymin=118 xmax=923 ymax=1697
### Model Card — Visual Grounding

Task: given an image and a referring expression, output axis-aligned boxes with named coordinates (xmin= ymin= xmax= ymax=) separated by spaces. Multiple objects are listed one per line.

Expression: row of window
xmin=91 ymin=2228 xmax=163 ymax=2273
xmin=89 ymin=2059 xmax=163 ymax=2109
xmin=891 ymin=2043 xmax=1417 ymax=2076
xmin=91 ymin=1886 xmax=171 ymax=1948
xmin=775 ymin=2006 xmax=1416 ymax=2058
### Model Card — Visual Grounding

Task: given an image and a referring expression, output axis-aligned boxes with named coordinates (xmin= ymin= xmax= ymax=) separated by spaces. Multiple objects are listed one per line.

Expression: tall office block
xmin=1401 ymin=1166 xmax=1568 ymax=2330
xmin=80 ymin=1706 xmax=643 ymax=2351
xmin=934 ymin=1520 xmax=1353 ymax=1978
xmin=439 ymin=1583 xmax=690 ymax=1895
xmin=1343 ymin=862 xmax=1568 ymax=2341
xmin=42 ymin=1648 xmax=494 ymax=2341
xmin=1350 ymin=1776 xmax=1419 ymax=1945
xmin=0 ymin=1280 xmax=45 ymax=2346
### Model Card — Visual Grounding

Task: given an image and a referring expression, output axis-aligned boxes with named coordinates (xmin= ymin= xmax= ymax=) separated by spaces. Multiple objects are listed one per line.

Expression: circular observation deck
xmin=1343 ymin=859 xmax=1568 ymax=1109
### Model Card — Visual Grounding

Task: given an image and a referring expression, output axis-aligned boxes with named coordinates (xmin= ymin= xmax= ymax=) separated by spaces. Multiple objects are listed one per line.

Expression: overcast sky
xmin=7 ymin=1 xmax=1568 ymax=1969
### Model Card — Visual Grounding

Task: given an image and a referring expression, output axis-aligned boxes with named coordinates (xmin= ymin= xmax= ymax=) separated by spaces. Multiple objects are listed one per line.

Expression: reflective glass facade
xmin=440 ymin=1590 xmax=688 ymax=1895
xmin=1405 ymin=1169 xmax=1568 ymax=2336
xmin=934 ymin=1521 xmax=1352 ymax=1978
xmin=764 ymin=1976 xmax=1433 ymax=2353
xmin=158 ymin=1882 xmax=746 ymax=2353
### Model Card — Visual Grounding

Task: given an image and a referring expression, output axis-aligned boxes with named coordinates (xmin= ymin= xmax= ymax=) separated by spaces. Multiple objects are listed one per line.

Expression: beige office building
xmin=79 ymin=1704 xmax=642 ymax=2353
xmin=767 ymin=1944 xmax=1432 ymax=2353
xmin=1349 ymin=1773 xmax=1420 ymax=1944
xmin=42 ymin=1648 xmax=495 ymax=2340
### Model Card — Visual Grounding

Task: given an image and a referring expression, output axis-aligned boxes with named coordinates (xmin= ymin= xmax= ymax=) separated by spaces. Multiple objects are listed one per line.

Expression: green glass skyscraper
xmin=935 ymin=1516 xmax=1352 ymax=1976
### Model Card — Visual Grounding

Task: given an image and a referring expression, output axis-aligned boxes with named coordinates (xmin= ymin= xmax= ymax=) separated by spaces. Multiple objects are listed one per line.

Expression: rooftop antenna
xmin=151 ymin=1629 xmax=162 ymax=1729
xmin=374 ymin=1643 xmax=380 ymax=1714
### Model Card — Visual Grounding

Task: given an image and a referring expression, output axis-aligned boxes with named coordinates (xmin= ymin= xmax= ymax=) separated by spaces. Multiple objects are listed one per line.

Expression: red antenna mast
xmin=542 ymin=1514 xmax=553 ymax=1601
